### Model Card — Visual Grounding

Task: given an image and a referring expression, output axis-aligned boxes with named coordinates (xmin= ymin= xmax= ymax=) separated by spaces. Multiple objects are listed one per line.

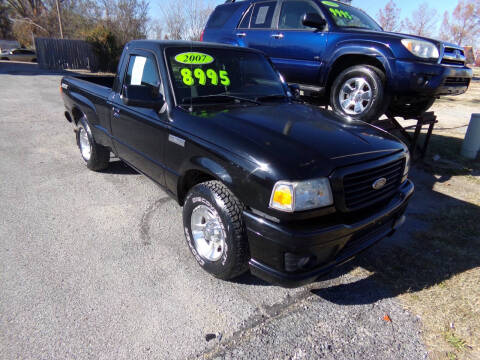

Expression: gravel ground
xmin=0 ymin=61 xmax=428 ymax=360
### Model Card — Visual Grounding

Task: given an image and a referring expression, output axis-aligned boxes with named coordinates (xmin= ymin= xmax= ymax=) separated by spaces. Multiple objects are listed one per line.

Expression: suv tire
xmin=183 ymin=180 xmax=249 ymax=280
xmin=330 ymin=65 xmax=386 ymax=122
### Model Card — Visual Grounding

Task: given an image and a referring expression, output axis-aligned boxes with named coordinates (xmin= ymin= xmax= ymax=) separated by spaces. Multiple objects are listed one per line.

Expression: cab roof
xmin=125 ymin=40 xmax=265 ymax=55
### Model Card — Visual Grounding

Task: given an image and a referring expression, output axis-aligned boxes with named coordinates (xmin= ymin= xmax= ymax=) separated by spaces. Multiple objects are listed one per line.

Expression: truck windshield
xmin=165 ymin=47 xmax=287 ymax=106
xmin=320 ymin=1 xmax=382 ymax=31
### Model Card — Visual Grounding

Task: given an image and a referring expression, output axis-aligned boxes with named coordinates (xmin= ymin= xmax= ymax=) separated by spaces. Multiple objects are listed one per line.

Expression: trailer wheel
xmin=76 ymin=117 xmax=110 ymax=171
xmin=183 ymin=180 xmax=249 ymax=280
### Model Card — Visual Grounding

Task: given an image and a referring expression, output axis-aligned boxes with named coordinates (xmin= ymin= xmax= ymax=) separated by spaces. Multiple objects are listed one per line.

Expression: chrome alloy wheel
xmin=191 ymin=204 xmax=226 ymax=262
xmin=338 ymin=77 xmax=373 ymax=115
xmin=79 ymin=127 xmax=92 ymax=161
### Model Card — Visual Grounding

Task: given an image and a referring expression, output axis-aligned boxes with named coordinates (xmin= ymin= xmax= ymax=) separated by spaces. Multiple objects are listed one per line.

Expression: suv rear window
xmin=250 ymin=1 xmax=276 ymax=29
xmin=206 ymin=3 xmax=242 ymax=28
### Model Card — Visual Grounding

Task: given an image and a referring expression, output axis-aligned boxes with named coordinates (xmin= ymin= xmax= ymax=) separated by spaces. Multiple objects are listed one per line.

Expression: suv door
xmin=236 ymin=1 xmax=279 ymax=55
xmin=268 ymin=0 xmax=328 ymax=85
xmin=111 ymin=50 xmax=167 ymax=185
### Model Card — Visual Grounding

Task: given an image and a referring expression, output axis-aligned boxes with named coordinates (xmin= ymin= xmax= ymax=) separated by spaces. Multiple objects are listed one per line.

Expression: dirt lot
xmin=0 ymin=61 xmax=478 ymax=360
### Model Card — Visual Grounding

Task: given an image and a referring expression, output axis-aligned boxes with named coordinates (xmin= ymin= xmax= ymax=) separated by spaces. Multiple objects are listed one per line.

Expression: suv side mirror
xmin=122 ymin=85 xmax=164 ymax=110
xmin=289 ymin=83 xmax=301 ymax=99
xmin=302 ymin=13 xmax=327 ymax=30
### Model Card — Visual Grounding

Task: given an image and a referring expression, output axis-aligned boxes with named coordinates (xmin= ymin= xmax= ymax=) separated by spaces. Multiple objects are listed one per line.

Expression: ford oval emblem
xmin=372 ymin=177 xmax=387 ymax=190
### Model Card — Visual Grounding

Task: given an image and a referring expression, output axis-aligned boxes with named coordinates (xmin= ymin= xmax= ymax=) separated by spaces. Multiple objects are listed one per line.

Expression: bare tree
xmin=0 ymin=0 xmax=13 ymax=38
xmin=160 ymin=0 xmax=185 ymax=40
xmin=403 ymin=3 xmax=438 ymax=37
xmin=99 ymin=0 xmax=149 ymax=44
xmin=160 ymin=0 xmax=214 ymax=40
xmin=376 ymin=0 xmax=403 ymax=32
xmin=440 ymin=0 xmax=480 ymax=46
xmin=148 ymin=18 xmax=163 ymax=39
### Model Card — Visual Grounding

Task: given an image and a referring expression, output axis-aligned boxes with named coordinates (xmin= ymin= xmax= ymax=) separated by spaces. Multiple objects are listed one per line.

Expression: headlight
xmin=401 ymin=39 xmax=439 ymax=59
xmin=269 ymin=178 xmax=333 ymax=212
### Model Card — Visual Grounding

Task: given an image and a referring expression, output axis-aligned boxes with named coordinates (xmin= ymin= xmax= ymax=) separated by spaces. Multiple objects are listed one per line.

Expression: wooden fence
xmin=34 ymin=38 xmax=99 ymax=71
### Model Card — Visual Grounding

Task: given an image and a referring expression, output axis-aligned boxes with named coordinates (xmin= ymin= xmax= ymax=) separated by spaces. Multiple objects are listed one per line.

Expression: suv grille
xmin=441 ymin=47 xmax=466 ymax=66
xmin=444 ymin=77 xmax=470 ymax=87
xmin=342 ymin=158 xmax=405 ymax=210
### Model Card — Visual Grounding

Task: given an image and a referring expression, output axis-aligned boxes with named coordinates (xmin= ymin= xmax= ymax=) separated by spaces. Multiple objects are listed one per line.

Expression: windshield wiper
xmin=181 ymin=94 xmax=260 ymax=106
xmin=341 ymin=26 xmax=372 ymax=30
xmin=255 ymin=94 xmax=288 ymax=102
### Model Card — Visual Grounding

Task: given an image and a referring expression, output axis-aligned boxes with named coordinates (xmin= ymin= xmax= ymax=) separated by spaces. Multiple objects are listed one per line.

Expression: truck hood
xmin=190 ymin=103 xmax=405 ymax=179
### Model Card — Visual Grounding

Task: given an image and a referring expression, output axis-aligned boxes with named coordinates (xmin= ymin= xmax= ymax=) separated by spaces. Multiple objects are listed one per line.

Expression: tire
xmin=183 ymin=180 xmax=249 ymax=280
xmin=387 ymin=97 xmax=436 ymax=119
xmin=76 ymin=117 xmax=110 ymax=171
xmin=330 ymin=65 xmax=386 ymax=122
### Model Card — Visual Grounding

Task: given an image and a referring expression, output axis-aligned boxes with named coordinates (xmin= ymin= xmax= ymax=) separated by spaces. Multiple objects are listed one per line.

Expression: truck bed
xmin=63 ymin=75 xmax=114 ymax=100
xmin=72 ymin=75 xmax=114 ymax=88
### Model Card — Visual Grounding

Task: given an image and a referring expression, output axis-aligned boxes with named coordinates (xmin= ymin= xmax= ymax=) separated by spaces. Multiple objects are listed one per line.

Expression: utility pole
xmin=55 ymin=0 xmax=64 ymax=38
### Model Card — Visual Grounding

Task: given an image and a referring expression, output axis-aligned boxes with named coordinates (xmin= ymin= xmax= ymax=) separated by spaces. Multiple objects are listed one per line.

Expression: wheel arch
xmin=326 ymin=54 xmax=388 ymax=93
xmin=177 ymin=157 xmax=234 ymax=206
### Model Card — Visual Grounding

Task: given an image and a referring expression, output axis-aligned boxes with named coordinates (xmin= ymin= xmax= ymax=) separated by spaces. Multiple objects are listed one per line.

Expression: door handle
xmin=236 ymin=32 xmax=247 ymax=37
xmin=112 ymin=107 xmax=120 ymax=118
xmin=271 ymin=33 xmax=284 ymax=39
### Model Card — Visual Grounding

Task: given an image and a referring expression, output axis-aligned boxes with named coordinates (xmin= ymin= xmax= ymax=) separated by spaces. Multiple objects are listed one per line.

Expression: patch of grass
xmin=447 ymin=352 xmax=458 ymax=360
xmin=358 ymin=204 xmax=480 ymax=360
xmin=443 ymin=331 xmax=468 ymax=352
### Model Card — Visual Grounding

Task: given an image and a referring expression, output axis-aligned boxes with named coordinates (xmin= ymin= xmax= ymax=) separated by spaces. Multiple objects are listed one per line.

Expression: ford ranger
xmin=202 ymin=0 xmax=473 ymax=122
xmin=60 ymin=40 xmax=413 ymax=287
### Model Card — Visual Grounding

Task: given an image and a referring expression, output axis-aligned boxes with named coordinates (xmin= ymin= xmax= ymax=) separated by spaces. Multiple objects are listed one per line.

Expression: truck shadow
xmin=311 ymin=132 xmax=479 ymax=305
xmin=101 ymin=160 xmax=139 ymax=175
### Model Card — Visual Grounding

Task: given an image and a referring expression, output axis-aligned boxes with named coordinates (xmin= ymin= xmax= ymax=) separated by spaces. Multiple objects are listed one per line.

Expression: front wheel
xmin=330 ymin=65 xmax=387 ymax=122
xmin=183 ymin=181 xmax=249 ymax=280
xmin=76 ymin=117 xmax=110 ymax=171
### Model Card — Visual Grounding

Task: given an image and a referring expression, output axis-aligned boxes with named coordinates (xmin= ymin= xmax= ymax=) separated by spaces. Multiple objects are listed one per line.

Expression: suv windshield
xmin=320 ymin=1 xmax=382 ymax=31
xmin=165 ymin=47 xmax=287 ymax=106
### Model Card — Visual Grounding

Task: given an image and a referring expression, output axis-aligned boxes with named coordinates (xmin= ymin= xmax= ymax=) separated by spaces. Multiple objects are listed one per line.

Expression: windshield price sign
xmin=175 ymin=52 xmax=214 ymax=65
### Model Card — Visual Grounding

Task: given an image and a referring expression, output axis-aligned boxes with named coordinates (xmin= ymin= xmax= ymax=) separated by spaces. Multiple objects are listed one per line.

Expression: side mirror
xmin=122 ymin=85 xmax=164 ymax=110
xmin=302 ymin=13 xmax=327 ymax=30
xmin=289 ymin=83 xmax=301 ymax=99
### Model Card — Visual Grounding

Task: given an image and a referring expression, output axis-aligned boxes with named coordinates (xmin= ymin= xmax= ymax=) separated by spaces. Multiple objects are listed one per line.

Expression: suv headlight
xmin=269 ymin=178 xmax=333 ymax=212
xmin=401 ymin=39 xmax=439 ymax=59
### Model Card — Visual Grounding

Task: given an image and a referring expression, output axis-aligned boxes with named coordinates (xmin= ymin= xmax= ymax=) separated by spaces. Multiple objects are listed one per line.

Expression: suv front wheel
xmin=330 ymin=65 xmax=386 ymax=122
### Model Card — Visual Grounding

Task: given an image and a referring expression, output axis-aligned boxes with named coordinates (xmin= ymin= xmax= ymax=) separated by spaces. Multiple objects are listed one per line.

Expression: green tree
xmin=85 ymin=24 xmax=121 ymax=72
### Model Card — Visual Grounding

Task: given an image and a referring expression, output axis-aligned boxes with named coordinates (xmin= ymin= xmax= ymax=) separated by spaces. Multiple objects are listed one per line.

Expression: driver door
xmin=110 ymin=50 xmax=168 ymax=185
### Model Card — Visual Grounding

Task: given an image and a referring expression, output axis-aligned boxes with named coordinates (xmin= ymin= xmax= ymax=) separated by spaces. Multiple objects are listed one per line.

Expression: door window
xmin=279 ymin=1 xmax=320 ymax=29
xmin=250 ymin=1 xmax=277 ymax=29
xmin=124 ymin=55 xmax=160 ymax=90
xmin=238 ymin=5 xmax=253 ymax=28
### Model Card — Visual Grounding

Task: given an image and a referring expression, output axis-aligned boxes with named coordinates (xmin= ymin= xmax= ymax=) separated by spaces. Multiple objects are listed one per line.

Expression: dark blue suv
xmin=203 ymin=0 xmax=473 ymax=121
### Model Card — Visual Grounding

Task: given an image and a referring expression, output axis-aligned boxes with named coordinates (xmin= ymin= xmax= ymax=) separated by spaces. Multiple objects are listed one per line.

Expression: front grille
xmin=444 ymin=77 xmax=470 ymax=87
xmin=441 ymin=47 xmax=466 ymax=66
xmin=342 ymin=158 xmax=405 ymax=211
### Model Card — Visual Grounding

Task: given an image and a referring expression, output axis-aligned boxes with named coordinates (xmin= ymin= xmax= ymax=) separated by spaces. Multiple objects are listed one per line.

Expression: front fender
xmin=324 ymin=41 xmax=395 ymax=82
xmin=176 ymin=156 xmax=235 ymax=205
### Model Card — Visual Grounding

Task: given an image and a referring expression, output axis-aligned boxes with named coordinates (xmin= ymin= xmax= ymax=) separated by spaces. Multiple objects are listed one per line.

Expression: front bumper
xmin=244 ymin=180 xmax=414 ymax=288
xmin=391 ymin=60 xmax=472 ymax=97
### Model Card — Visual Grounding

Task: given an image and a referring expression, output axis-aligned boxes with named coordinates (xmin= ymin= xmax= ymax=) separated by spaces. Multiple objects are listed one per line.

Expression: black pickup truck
xmin=61 ymin=40 xmax=414 ymax=287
